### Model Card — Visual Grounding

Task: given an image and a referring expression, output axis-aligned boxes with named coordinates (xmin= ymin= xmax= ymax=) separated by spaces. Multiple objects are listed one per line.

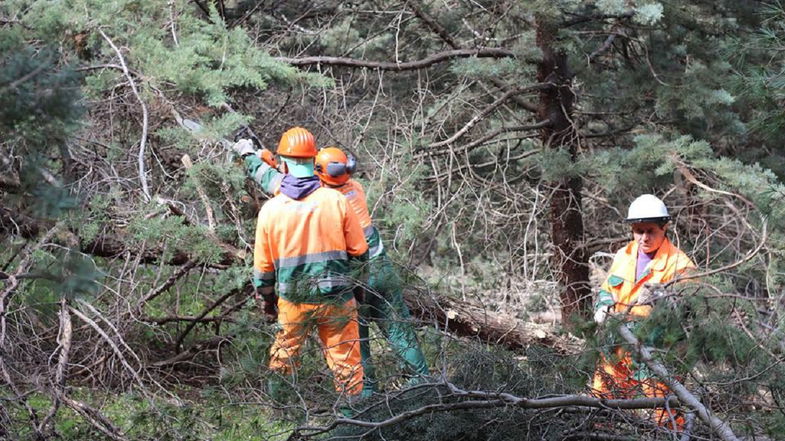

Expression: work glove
xmin=254 ymin=288 xmax=278 ymax=322
xmin=258 ymin=148 xmax=278 ymax=168
xmin=262 ymin=298 xmax=278 ymax=322
xmin=594 ymin=304 xmax=612 ymax=324
xmin=232 ymin=138 xmax=255 ymax=157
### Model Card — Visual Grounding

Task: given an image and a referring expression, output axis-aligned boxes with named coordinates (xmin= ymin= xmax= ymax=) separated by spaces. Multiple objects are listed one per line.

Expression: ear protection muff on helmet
xmin=345 ymin=153 xmax=357 ymax=174
xmin=323 ymin=153 xmax=357 ymax=177
xmin=325 ymin=161 xmax=346 ymax=177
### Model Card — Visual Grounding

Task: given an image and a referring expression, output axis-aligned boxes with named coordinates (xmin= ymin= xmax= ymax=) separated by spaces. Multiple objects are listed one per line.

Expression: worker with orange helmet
xmin=592 ymin=194 xmax=696 ymax=431
xmin=233 ymin=138 xmax=430 ymax=396
xmin=314 ymin=147 xmax=430 ymax=395
xmin=247 ymin=127 xmax=368 ymax=399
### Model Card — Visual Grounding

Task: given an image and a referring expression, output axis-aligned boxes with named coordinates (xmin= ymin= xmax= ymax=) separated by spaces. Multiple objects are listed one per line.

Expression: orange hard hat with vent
xmin=315 ymin=147 xmax=356 ymax=186
xmin=277 ymin=127 xmax=317 ymax=158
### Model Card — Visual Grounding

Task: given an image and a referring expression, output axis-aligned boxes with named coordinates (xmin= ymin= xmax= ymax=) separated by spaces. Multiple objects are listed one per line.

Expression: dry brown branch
xmin=139 ymin=260 xmax=198 ymax=305
xmin=173 ymin=284 xmax=251 ymax=350
xmin=276 ymin=48 xmax=515 ymax=71
xmin=293 ymin=380 xmax=680 ymax=438
xmin=408 ymin=2 xmax=460 ymax=49
xmin=149 ymin=335 xmax=231 ymax=368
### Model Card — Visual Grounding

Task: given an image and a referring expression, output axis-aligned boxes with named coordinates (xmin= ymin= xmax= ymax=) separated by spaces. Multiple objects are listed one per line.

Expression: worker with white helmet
xmin=592 ymin=194 xmax=696 ymax=430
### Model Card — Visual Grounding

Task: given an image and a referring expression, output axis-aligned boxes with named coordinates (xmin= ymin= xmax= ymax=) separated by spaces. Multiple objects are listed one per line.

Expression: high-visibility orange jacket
xmin=594 ymin=237 xmax=696 ymax=318
xmin=330 ymin=179 xmax=385 ymax=259
xmin=253 ymin=187 xmax=369 ymax=303
xmin=593 ymin=237 xmax=695 ymax=428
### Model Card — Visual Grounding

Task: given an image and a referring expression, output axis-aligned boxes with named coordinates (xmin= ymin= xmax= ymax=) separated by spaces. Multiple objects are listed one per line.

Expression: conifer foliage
xmin=1 ymin=1 xmax=785 ymax=440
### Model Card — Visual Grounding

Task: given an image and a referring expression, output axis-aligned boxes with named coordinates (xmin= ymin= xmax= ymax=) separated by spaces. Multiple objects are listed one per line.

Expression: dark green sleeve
xmin=243 ymin=154 xmax=283 ymax=195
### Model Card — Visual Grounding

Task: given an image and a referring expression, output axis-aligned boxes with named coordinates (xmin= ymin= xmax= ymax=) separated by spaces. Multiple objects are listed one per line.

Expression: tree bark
xmin=404 ymin=289 xmax=581 ymax=354
xmin=536 ymin=19 xmax=591 ymax=327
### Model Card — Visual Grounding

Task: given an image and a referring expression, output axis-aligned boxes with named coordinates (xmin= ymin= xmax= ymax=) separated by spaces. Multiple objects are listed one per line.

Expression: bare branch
xmin=295 ymin=380 xmax=680 ymax=437
xmin=426 ymin=85 xmax=551 ymax=150
xmin=98 ymin=28 xmax=151 ymax=202
xmin=276 ymin=48 xmax=515 ymax=72
xmin=38 ymin=298 xmax=72 ymax=435
xmin=616 ymin=323 xmax=741 ymax=441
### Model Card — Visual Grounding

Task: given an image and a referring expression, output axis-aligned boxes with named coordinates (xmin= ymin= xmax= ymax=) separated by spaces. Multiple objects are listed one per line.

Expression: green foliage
xmin=1 ymin=387 xmax=291 ymax=441
xmin=127 ymin=216 xmax=226 ymax=264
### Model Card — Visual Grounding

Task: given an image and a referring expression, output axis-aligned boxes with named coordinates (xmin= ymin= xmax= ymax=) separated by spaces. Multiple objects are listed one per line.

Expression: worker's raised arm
xmin=233 ymin=139 xmax=284 ymax=195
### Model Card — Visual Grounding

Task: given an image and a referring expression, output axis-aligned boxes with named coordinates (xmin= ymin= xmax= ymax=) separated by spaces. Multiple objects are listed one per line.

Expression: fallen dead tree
xmin=403 ymin=287 xmax=582 ymax=354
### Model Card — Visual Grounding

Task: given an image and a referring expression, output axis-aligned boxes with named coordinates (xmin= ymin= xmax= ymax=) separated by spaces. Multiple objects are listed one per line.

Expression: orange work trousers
xmin=592 ymin=351 xmax=684 ymax=431
xmin=269 ymin=297 xmax=363 ymax=396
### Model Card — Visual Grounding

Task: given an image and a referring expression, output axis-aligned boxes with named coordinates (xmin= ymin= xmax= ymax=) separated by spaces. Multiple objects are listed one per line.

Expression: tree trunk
xmin=404 ymin=290 xmax=581 ymax=354
xmin=536 ymin=19 xmax=591 ymax=327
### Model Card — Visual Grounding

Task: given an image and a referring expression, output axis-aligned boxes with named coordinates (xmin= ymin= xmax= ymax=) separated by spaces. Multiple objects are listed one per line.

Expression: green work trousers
xmin=359 ymin=253 xmax=429 ymax=395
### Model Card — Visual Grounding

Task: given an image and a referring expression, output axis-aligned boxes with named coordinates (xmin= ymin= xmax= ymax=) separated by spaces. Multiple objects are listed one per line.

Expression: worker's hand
xmin=232 ymin=138 xmax=255 ymax=157
xmin=638 ymin=283 xmax=667 ymax=305
xmin=258 ymin=148 xmax=278 ymax=168
xmin=262 ymin=298 xmax=278 ymax=322
xmin=594 ymin=305 xmax=612 ymax=324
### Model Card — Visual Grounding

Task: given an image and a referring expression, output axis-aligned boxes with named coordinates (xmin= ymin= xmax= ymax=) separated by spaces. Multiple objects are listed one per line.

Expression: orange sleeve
xmin=253 ymin=209 xmax=276 ymax=294
xmin=342 ymin=198 xmax=369 ymax=257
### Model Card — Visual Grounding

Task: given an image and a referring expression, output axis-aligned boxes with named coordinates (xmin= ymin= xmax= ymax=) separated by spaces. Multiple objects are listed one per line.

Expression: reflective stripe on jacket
xmin=254 ymin=187 xmax=369 ymax=303
xmin=595 ymin=237 xmax=696 ymax=318
xmin=244 ymin=154 xmax=283 ymax=195
xmin=335 ymin=179 xmax=372 ymax=229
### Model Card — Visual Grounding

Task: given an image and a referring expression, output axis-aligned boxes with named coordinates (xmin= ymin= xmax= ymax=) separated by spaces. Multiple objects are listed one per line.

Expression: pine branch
xmin=616 ymin=323 xmax=741 ymax=441
xmin=293 ymin=380 xmax=680 ymax=438
xmin=408 ymin=2 xmax=460 ymax=49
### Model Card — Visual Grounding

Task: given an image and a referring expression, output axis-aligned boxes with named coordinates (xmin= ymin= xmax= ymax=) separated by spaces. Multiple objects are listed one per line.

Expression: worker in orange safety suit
xmin=233 ymin=138 xmax=430 ymax=396
xmin=251 ymin=127 xmax=369 ymax=398
xmin=314 ymin=147 xmax=429 ymax=396
xmin=592 ymin=194 xmax=696 ymax=431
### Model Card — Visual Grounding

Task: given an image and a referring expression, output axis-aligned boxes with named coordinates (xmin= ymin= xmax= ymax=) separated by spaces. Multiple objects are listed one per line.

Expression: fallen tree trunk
xmin=404 ymin=288 xmax=582 ymax=354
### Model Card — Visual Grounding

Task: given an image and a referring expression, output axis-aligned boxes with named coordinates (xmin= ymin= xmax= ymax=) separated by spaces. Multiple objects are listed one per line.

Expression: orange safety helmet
xmin=277 ymin=127 xmax=317 ymax=158
xmin=315 ymin=147 xmax=356 ymax=186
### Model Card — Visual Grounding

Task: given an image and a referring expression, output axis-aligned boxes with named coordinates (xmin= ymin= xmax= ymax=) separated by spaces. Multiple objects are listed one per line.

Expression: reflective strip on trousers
xmin=369 ymin=240 xmax=384 ymax=258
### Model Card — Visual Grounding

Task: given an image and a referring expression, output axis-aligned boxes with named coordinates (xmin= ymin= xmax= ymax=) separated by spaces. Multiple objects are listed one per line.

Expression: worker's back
xmin=255 ymin=187 xmax=368 ymax=303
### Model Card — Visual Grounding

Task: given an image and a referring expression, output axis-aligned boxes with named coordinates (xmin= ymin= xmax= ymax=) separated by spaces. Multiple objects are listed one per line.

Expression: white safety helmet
xmin=625 ymin=194 xmax=670 ymax=224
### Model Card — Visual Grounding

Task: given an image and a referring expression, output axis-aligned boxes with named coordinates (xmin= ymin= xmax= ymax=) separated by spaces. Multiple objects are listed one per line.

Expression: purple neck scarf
xmin=280 ymin=175 xmax=321 ymax=200
xmin=636 ymin=247 xmax=657 ymax=281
